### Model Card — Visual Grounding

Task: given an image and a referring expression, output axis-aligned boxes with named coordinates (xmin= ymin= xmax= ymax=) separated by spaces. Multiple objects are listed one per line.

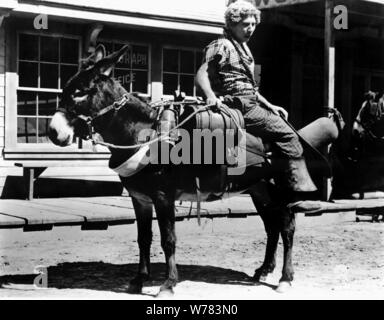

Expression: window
xmin=162 ymin=48 xmax=203 ymax=97
xmin=17 ymin=33 xmax=80 ymax=143
xmin=99 ymin=41 xmax=150 ymax=95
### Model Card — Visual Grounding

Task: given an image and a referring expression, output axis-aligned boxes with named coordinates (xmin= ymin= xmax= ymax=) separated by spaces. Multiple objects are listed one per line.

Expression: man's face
xmin=230 ymin=15 xmax=256 ymax=43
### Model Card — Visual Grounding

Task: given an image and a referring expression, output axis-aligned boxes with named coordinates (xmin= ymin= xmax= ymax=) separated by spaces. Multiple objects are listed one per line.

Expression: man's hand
xmin=196 ymin=63 xmax=222 ymax=111
xmin=256 ymin=92 xmax=289 ymax=120
xmin=268 ymin=104 xmax=288 ymax=120
xmin=206 ymin=94 xmax=222 ymax=111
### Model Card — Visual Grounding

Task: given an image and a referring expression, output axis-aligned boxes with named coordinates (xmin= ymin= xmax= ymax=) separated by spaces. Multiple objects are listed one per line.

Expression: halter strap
xmin=92 ymin=94 xmax=131 ymax=120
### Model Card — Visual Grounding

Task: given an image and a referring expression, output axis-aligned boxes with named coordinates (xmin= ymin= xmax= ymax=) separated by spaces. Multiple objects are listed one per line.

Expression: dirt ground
xmin=0 ymin=211 xmax=383 ymax=300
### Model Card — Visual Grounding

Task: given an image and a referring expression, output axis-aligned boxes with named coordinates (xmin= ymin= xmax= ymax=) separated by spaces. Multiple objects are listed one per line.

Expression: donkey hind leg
xmin=276 ymin=207 xmax=296 ymax=293
xmin=127 ymin=196 xmax=153 ymax=294
xmin=251 ymin=201 xmax=280 ymax=282
xmin=153 ymin=191 xmax=178 ymax=297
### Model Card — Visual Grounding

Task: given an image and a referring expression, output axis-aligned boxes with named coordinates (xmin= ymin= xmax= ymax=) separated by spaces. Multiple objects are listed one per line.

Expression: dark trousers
xmin=227 ymin=95 xmax=303 ymax=159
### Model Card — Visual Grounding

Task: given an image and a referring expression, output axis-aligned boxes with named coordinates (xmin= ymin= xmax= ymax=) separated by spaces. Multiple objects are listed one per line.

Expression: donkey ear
xmin=95 ymin=44 xmax=130 ymax=76
xmin=94 ymin=44 xmax=106 ymax=62
xmin=80 ymin=44 xmax=106 ymax=70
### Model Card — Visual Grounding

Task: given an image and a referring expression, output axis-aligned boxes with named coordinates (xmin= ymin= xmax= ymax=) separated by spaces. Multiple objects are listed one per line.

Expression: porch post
xmin=323 ymin=0 xmax=335 ymax=200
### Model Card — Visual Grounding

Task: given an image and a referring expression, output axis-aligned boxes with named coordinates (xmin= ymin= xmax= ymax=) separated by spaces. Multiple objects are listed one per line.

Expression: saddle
xmin=155 ymin=99 xmax=268 ymax=202
xmin=156 ymin=99 xmax=266 ymax=162
xmin=110 ymin=98 xmax=266 ymax=186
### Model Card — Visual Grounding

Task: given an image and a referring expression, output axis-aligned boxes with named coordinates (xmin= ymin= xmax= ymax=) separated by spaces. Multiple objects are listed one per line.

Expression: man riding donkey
xmin=195 ymin=0 xmax=317 ymax=208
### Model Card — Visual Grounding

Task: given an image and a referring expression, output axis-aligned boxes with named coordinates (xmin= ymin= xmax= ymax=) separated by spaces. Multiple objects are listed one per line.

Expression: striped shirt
xmin=202 ymin=33 xmax=257 ymax=97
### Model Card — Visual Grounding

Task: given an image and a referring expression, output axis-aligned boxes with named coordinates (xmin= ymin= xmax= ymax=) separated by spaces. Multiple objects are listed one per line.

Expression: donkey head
xmin=49 ymin=44 xmax=154 ymax=147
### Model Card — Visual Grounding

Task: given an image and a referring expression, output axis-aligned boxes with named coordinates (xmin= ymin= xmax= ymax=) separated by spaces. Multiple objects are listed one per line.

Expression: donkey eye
xmin=72 ymin=90 xmax=89 ymax=104
xmin=73 ymin=90 xmax=86 ymax=98
xmin=73 ymin=88 xmax=97 ymax=98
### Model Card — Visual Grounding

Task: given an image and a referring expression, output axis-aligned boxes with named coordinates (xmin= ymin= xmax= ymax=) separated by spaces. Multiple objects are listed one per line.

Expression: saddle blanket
xmin=110 ymin=145 xmax=152 ymax=177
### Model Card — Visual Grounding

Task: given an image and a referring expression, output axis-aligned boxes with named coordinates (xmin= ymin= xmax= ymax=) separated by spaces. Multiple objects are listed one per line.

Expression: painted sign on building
xmin=252 ymin=0 xmax=318 ymax=9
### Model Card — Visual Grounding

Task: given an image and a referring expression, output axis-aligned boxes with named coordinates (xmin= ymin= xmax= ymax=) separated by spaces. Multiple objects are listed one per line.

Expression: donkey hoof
xmin=253 ymin=269 xmax=270 ymax=282
xmin=127 ymin=282 xmax=143 ymax=294
xmin=276 ymin=281 xmax=292 ymax=293
xmin=156 ymin=288 xmax=174 ymax=298
xmin=253 ymin=273 xmax=268 ymax=282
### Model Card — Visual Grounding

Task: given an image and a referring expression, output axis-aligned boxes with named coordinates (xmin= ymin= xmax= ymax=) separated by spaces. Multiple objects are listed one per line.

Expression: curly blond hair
xmin=225 ymin=0 xmax=261 ymax=28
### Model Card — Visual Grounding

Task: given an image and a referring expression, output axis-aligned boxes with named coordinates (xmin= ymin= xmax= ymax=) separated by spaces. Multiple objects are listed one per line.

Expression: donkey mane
xmin=100 ymin=76 xmax=156 ymax=123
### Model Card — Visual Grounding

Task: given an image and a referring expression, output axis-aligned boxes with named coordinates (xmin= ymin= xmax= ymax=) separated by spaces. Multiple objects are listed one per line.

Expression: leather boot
xmin=280 ymin=157 xmax=323 ymax=213
xmin=282 ymin=157 xmax=317 ymax=192
xmin=270 ymin=157 xmax=321 ymax=212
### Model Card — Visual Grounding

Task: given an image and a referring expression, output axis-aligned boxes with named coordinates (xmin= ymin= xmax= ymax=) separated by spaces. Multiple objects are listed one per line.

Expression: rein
xmin=64 ymin=94 xmax=224 ymax=150
xmin=64 ymin=94 xmax=272 ymax=159
xmin=91 ymin=99 xmax=271 ymax=159
xmin=92 ymin=105 xmax=208 ymax=149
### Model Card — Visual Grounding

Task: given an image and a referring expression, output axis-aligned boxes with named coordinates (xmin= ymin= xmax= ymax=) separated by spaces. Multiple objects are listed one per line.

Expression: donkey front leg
xmin=253 ymin=205 xmax=280 ymax=282
xmin=153 ymin=191 xmax=178 ymax=297
xmin=276 ymin=208 xmax=296 ymax=293
xmin=128 ymin=196 xmax=153 ymax=294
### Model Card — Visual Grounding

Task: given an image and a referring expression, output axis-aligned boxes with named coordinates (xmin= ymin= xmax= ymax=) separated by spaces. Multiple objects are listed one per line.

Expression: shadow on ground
xmin=0 ymin=262 xmax=276 ymax=293
xmin=1 ymin=177 xmax=123 ymax=199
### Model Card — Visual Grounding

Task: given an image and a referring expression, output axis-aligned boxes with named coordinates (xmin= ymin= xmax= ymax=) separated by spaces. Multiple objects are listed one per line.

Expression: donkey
xmin=49 ymin=45 xmax=341 ymax=296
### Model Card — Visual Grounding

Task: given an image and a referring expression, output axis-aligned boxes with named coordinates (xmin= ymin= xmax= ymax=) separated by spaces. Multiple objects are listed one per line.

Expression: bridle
xmin=58 ymin=93 xmax=132 ymax=141
xmin=355 ymin=118 xmax=384 ymax=140
xmin=58 ymin=93 xmax=210 ymax=150
xmin=354 ymin=111 xmax=384 ymax=141
xmin=56 ymin=93 xmax=271 ymax=159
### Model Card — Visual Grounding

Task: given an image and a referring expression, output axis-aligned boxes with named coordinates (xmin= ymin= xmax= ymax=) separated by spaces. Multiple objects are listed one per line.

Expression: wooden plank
xmin=0 ymin=200 xmax=84 ymax=225
xmin=6 ymin=152 xmax=110 ymax=160
xmin=73 ymin=196 xmax=135 ymax=209
xmin=0 ymin=212 xmax=25 ymax=227
xmin=15 ymin=160 xmax=109 ymax=168
xmin=70 ymin=197 xmax=212 ymax=219
xmin=26 ymin=168 xmax=34 ymax=200
xmin=334 ymin=199 xmax=384 ymax=209
xmin=201 ymin=196 xmax=256 ymax=215
xmin=73 ymin=196 xmax=247 ymax=220
xmin=35 ymin=198 xmax=136 ymax=222
xmin=75 ymin=196 xmax=257 ymax=217
xmin=293 ymin=199 xmax=384 ymax=216
xmin=7 ymin=200 xmax=89 ymax=221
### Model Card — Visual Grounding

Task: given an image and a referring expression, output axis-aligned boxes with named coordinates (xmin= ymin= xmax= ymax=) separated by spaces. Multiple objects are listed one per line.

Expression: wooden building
xmin=0 ymin=0 xmax=383 ymax=198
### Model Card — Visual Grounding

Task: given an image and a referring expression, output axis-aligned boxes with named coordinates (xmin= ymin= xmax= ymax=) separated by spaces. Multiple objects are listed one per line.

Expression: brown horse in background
xmin=331 ymin=92 xmax=384 ymax=199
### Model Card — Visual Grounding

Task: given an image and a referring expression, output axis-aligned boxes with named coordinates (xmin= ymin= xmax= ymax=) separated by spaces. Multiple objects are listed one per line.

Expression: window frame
xmin=4 ymin=28 xmax=112 ymax=158
xmin=16 ymin=31 xmax=81 ymax=146
xmin=4 ymin=30 xmax=154 ymax=158
xmin=161 ymin=45 xmax=203 ymax=100
xmin=98 ymin=37 xmax=152 ymax=99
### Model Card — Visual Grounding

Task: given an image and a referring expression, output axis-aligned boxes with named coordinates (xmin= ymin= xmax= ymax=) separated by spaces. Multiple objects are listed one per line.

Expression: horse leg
xmin=276 ymin=208 xmax=295 ymax=293
xmin=127 ymin=196 xmax=153 ymax=294
xmin=249 ymin=186 xmax=280 ymax=282
xmin=253 ymin=204 xmax=280 ymax=282
xmin=153 ymin=191 xmax=178 ymax=297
